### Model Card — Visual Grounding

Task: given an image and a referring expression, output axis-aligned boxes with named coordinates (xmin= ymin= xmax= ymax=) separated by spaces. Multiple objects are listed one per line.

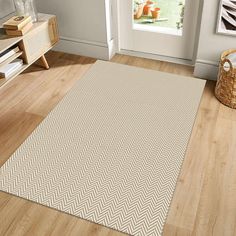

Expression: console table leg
xmin=40 ymin=55 xmax=50 ymax=70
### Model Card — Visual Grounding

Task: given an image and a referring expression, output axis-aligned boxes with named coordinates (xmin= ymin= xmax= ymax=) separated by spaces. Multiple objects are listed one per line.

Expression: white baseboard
xmin=119 ymin=49 xmax=193 ymax=66
xmin=194 ymin=60 xmax=219 ymax=81
xmin=54 ymin=37 xmax=115 ymax=60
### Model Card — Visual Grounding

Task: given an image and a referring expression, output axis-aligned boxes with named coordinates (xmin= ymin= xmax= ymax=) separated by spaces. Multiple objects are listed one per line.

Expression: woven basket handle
xmin=222 ymin=58 xmax=233 ymax=73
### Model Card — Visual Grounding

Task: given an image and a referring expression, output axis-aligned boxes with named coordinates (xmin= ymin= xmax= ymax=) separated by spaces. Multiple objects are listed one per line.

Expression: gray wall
xmin=36 ymin=0 xmax=114 ymax=59
xmin=0 ymin=0 xmax=15 ymax=19
xmin=194 ymin=0 xmax=236 ymax=80
xmin=36 ymin=0 xmax=108 ymax=44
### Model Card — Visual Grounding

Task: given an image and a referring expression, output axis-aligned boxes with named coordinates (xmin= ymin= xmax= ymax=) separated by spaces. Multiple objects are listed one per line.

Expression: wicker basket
xmin=215 ymin=49 xmax=236 ymax=109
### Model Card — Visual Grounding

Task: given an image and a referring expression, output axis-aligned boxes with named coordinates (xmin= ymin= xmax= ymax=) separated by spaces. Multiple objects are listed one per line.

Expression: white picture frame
xmin=217 ymin=0 xmax=236 ymax=36
xmin=0 ymin=0 xmax=15 ymax=19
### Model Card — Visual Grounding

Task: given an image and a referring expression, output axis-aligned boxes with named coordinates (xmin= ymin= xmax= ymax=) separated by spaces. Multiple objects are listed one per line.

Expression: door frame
xmin=111 ymin=0 xmax=204 ymax=66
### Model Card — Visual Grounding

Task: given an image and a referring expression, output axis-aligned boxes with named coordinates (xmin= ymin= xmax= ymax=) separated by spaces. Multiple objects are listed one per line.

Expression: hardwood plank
xmin=163 ymin=81 xmax=220 ymax=232
xmin=26 ymin=56 xmax=96 ymax=117
xmin=0 ymin=111 xmax=43 ymax=165
xmin=163 ymin=223 xmax=192 ymax=236
xmin=192 ymin=112 xmax=236 ymax=236
xmin=111 ymin=54 xmax=193 ymax=76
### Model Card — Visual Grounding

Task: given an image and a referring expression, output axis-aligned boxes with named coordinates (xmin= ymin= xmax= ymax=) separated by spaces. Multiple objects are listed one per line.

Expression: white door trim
xmin=111 ymin=0 xmax=121 ymax=53
xmin=120 ymin=49 xmax=193 ymax=65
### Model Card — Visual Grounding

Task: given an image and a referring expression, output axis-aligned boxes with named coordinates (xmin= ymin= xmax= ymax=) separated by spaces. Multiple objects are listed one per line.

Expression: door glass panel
xmin=133 ymin=0 xmax=185 ymax=35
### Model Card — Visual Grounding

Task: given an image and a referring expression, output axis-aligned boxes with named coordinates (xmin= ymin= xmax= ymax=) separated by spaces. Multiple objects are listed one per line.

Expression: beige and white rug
xmin=0 ymin=61 xmax=205 ymax=236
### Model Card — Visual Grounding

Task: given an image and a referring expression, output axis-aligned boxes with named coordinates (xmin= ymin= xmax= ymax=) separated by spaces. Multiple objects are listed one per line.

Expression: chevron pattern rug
xmin=0 ymin=61 xmax=205 ymax=236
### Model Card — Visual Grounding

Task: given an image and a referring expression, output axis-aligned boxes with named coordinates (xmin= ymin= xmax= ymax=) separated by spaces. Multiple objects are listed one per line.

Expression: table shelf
xmin=0 ymin=13 xmax=59 ymax=89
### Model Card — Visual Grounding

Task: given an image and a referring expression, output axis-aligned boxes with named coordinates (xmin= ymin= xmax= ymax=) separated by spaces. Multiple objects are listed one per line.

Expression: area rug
xmin=0 ymin=61 xmax=205 ymax=236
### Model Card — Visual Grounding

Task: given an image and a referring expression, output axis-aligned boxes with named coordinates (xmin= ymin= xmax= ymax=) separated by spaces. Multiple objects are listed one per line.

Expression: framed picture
xmin=217 ymin=0 xmax=236 ymax=36
xmin=0 ymin=0 xmax=15 ymax=19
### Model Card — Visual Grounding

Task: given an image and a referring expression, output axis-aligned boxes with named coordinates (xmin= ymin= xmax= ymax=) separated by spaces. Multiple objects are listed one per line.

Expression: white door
xmin=119 ymin=0 xmax=200 ymax=60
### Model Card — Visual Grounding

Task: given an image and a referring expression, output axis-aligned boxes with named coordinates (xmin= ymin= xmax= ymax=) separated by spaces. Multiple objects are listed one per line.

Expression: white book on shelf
xmin=0 ymin=46 xmax=20 ymax=63
xmin=4 ymin=63 xmax=23 ymax=79
xmin=0 ymin=46 xmax=20 ymax=64
xmin=0 ymin=58 xmax=23 ymax=79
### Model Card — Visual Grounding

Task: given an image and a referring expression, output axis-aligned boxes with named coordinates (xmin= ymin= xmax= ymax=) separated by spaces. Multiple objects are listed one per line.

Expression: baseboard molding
xmin=194 ymin=60 xmax=219 ymax=81
xmin=53 ymin=37 xmax=219 ymax=81
xmin=54 ymin=37 xmax=115 ymax=60
xmin=119 ymin=49 xmax=194 ymax=66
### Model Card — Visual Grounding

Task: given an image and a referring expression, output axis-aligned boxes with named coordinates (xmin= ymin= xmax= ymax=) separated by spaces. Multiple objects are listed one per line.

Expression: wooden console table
xmin=0 ymin=13 xmax=59 ymax=87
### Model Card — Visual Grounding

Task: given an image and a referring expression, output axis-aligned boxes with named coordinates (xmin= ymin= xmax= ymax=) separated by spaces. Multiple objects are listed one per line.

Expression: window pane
xmin=133 ymin=0 xmax=185 ymax=35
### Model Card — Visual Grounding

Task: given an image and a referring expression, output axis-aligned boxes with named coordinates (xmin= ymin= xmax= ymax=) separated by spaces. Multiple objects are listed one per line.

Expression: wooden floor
xmin=0 ymin=51 xmax=236 ymax=236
